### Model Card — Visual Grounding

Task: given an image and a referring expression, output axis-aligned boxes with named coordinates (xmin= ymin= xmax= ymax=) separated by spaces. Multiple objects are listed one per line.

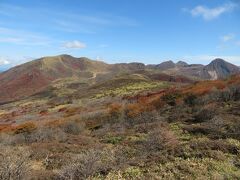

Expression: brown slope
xmin=0 ymin=55 xmax=109 ymax=103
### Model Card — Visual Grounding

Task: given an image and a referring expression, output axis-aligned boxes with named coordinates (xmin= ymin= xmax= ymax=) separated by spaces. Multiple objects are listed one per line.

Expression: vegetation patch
xmin=93 ymin=81 xmax=169 ymax=98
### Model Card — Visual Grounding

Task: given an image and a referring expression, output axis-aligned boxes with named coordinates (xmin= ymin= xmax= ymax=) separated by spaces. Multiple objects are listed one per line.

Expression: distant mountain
xmin=0 ymin=55 xmax=239 ymax=103
xmin=156 ymin=60 xmax=176 ymax=70
xmin=147 ymin=61 xmax=203 ymax=79
xmin=110 ymin=62 xmax=145 ymax=73
xmin=147 ymin=59 xmax=240 ymax=80
xmin=176 ymin=61 xmax=188 ymax=67
xmin=0 ymin=55 xmax=153 ymax=103
xmin=0 ymin=55 xmax=109 ymax=103
xmin=147 ymin=60 xmax=176 ymax=70
xmin=201 ymin=58 xmax=240 ymax=80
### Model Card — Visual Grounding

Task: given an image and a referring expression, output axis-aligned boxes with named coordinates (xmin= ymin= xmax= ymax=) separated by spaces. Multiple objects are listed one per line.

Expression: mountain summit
xmin=201 ymin=58 xmax=240 ymax=80
xmin=176 ymin=61 xmax=188 ymax=67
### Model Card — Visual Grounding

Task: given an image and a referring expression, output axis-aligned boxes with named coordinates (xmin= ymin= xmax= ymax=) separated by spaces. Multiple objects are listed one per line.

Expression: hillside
xmin=0 ymin=55 xmax=239 ymax=103
xmin=0 ymin=70 xmax=240 ymax=179
xmin=0 ymin=55 xmax=109 ymax=103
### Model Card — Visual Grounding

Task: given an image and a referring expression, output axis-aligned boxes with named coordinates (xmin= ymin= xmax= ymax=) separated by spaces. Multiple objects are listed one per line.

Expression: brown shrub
xmin=61 ymin=121 xmax=85 ymax=135
xmin=184 ymin=93 xmax=198 ymax=106
xmin=64 ymin=107 xmax=83 ymax=117
xmin=29 ymin=127 xmax=67 ymax=143
xmin=144 ymin=126 xmax=179 ymax=153
xmin=194 ymin=108 xmax=215 ymax=123
xmin=126 ymin=111 xmax=162 ymax=129
xmin=182 ymin=124 xmax=212 ymax=136
xmin=0 ymin=145 xmax=31 ymax=180
xmin=58 ymin=149 xmax=115 ymax=179
xmin=189 ymin=139 xmax=239 ymax=155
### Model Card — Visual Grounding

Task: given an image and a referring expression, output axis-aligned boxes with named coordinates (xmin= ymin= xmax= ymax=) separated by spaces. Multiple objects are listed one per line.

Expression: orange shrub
xmin=183 ymin=80 xmax=227 ymax=95
xmin=0 ymin=124 xmax=12 ymax=132
xmin=64 ymin=107 xmax=86 ymax=117
xmin=108 ymin=103 xmax=122 ymax=114
xmin=125 ymin=102 xmax=154 ymax=118
xmin=13 ymin=122 xmax=37 ymax=134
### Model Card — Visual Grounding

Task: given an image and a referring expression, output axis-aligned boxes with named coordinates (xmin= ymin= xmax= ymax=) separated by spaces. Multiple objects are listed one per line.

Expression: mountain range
xmin=1 ymin=54 xmax=240 ymax=179
xmin=0 ymin=54 xmax=239 ymax=103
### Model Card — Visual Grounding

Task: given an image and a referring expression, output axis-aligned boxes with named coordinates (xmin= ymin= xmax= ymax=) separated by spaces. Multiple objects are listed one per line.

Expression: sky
xmin=0 ymin=0 xmax=240 ymax=68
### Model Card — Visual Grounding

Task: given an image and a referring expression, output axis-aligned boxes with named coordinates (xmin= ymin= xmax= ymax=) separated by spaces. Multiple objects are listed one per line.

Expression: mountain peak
xmin=155 ymin=60 xmax=176 ymax=70
xmin=202 ymin=58 xmax=240 ymax=80
xmin=164 ymin=60 xmax=175 ymax=64
xmin=210 ymin=58 xmax=226 ymax=64
xmin=176 ymin=61 xmax=188 ymax=67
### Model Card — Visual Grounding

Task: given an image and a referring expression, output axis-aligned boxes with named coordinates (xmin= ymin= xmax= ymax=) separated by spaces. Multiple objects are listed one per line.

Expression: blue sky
xmin=0 ymin=0 xmax=240 ymax=67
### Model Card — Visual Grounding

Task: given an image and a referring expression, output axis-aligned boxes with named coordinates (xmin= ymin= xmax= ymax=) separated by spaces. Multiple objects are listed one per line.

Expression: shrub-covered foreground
xmin=0 ymin=79 xmax=240 ymax=179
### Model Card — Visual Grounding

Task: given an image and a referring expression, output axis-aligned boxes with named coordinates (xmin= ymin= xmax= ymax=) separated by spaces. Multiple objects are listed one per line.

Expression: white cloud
xmin=221 ymin=33 xmax=235 ymax=42
xmin=63 ymin=40 xmax=86 ymax=49
xmin=186 ymin=3 xmax=237 ymax=20
xmin=0 ymin=57 xmax=10 ymax=65
xmin=236 ymin=41 xmax=240 ymax=46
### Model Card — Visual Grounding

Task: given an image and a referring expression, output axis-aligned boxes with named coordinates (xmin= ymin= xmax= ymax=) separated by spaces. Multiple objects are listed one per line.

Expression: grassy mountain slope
xmin=0 ymin=55 xmax=109 ymax=103
xmin=0 ymin=55 xmax=196 ymax=103
xmin=0 ymin=73 xmax=240 ymax=179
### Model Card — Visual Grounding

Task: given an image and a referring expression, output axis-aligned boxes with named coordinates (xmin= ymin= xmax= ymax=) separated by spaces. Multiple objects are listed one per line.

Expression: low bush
xmin=104 ymin=136 xmax=124 ymax=145
xmin=144 ymin=126 xmax=179 ymax=153
xmin=205 ymin=85 xmax=240 ymax=103
xmin=13 ymin=122 xmax=37 ymax=134
xmin=184 ymin=93 xmax=198 ymax=106
xmin=161 ymin=90 xmax=181 ymax=106
xmin=194 ymin=108 xmax=215 ymax=123
xmin=58 ymin=149 xmax=115 ymax=179
xmin=61 ymin=121 xmax=85 ymax=135
xmin=189 ymin=139 xmax=239 ymax=155
xmin=0 ymin=146 xmax=31 ymax=180
xmin=34 ymin=127 xmax=67 ymax=143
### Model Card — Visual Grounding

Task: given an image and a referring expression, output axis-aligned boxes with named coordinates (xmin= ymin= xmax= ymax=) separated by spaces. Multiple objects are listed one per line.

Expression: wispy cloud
xmin=0 ymin=57 xmax=10 ymax=65
xmin=0 ymin=37 xmax=23 ymax=43
xmin=0 ymin=3 xmax=26 ymax=16
xmin=63 ymin=40 xmax=86 ymax=49
xmin=221 ymin=33 xmax=235 ymax=42
xmin=184 ymin=2 xmax=237 ymax=20
xmin=98 ymin=44 xmax=108 ymax=48
xmin=53 ymin=20 xmax=96 ymax=34
xmin=0 ymin=3 xmax=138 ymax=35
xmin=0 ymin=26 xmax=52 ymax=46
xmin=218 ymin=33 xmax=240 ymax=50
xmin=52 ymin=13 xmax=138 ymax=34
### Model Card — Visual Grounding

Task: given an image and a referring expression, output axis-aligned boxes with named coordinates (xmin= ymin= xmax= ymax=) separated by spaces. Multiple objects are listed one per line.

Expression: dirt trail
xmin=91 ymin=73 xmax=97 ymax=79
